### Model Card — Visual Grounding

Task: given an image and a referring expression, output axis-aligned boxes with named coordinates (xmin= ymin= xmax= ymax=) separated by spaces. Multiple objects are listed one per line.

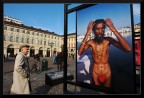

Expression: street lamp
xmin=48 ymin=42 xmax=54 ymax=57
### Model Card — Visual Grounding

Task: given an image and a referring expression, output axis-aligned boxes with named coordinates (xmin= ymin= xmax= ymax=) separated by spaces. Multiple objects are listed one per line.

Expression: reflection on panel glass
xmin=133 ymin=4 xmax=140 ymax=66
xmin=77 ymin=4 xmax=135 ymax=93
xmin=135 ymin=39 xmax=140 ymax=65
xmin=67 ymin=11 xmax=77 ymax=82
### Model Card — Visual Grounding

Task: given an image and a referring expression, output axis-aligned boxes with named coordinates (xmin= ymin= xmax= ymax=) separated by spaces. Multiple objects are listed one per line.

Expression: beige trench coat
xmin=10 ymin=52 xmax=30 ymax=94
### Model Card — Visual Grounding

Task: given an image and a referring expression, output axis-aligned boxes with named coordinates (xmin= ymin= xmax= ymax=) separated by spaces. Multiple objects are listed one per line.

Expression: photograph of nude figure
xmin=77 ymin=4 xmax=136 ymax=93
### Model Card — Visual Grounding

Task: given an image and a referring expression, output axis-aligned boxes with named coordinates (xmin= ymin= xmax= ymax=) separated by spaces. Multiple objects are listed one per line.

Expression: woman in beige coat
xmin=10 ymin=44 xmax=31 ymax=94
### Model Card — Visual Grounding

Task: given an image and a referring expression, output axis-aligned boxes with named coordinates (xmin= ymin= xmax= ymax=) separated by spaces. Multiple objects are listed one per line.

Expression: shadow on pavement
xmin=31 ymin=85 xmax=52 ymax=94
xmin=47 ymin=67 xmax=53 ymax=70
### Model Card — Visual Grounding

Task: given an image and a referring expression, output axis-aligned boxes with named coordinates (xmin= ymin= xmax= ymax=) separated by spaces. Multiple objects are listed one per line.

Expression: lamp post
xmin=48 ymin=42 xmax=54 ymax=57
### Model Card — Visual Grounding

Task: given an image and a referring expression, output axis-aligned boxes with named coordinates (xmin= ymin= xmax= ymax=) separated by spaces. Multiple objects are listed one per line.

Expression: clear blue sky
xmin=4 ymin=4 xmax=140 ymax=35
xmin=133 ymin=4 xmax=140 ymax=24
xmin=4 ymin=4 xmax=66 ymax=35
xmin=77 ymin=4 xmax=140 ymax=35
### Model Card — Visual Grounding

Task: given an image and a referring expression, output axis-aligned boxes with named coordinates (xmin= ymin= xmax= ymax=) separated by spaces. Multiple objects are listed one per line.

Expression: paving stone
xmin=3 ymin=57 xmax=140 ymax=95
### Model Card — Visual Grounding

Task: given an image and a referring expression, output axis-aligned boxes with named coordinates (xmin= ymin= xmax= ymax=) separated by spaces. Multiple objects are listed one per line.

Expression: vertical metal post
xmin=130 ymin=4 xmax=137 ymax=94
xmin=63 ymin=4 xmax=68 ymax=94
xmin=0 ymin=3 xmax=3 ymax=95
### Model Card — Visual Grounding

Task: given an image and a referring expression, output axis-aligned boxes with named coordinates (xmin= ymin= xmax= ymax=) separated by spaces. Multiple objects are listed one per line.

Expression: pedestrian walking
xmin=72 ymin=54 xmax=75 ymax=60
xmin=56 ymin=52 xmax=63 ymax=71
xmin=53 ymin=51 xmax=57 ymax=64
xmin=10 ymin=44 xmax=31 ymax=94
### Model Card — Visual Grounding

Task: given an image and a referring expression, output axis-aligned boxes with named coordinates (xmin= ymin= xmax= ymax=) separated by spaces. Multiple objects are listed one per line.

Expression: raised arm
xmin=105 ymin=18 xmax=131 ymax=52
xmin=78 ymin=21 xmax=95 ymax=55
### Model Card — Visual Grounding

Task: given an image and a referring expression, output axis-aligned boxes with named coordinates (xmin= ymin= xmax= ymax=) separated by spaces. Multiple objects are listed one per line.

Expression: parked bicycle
xmin=30 ymin=60 xmax=42 ymax=74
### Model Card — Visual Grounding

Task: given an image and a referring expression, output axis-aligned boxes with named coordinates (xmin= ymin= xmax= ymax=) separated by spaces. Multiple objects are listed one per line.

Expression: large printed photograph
xmin=77 ymin=4 xmax=135 ymax=93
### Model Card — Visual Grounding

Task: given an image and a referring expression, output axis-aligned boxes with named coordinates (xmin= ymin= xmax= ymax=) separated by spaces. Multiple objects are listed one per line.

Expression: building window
xmin=10 ymin=36 xmax=13 ymax=42
xmin=32 ymin=39 xmax=34 ymax=44
xmin=40 ymin=40 xmax=42 ymax=45
xmin=22 ymin=38 xmax=24 ymax=43
xmin=16 ymin=37 xmax=19 ymax=42
xmin=44 ymin=41 xmax=46 ymax=45
xmin=37 ymin=33 xmax=39 ymax=36
xmin=10 ymin=28 xmax=14 ymax=31
xmin=4 ymin=26 xmax=7 ymax=30
xmin=32 ymin=32 xmax=34 ymax=35
xmin=27 ymin=38 xmax=29 ymax=43
xmin=17 ymin=29 xmax=20 ymax=32
xmin=27 ymin=31 xmax=30 ymax=34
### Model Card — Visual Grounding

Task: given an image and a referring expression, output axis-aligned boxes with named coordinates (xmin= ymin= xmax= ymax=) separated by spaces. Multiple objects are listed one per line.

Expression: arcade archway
xmin=30 ymin=46 xmax=35 ymax=57
xmin=47 ymin=48 xmax=50 ymax=57
xmin=39 ymin=47 xmax=43 ymax=57
xmin=7 ymin=44 xmax=14 ymax=57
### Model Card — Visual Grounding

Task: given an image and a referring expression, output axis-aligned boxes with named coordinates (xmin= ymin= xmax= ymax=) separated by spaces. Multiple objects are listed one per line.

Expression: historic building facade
xmin=134 ymin=23 xmax=140 ymax=32
xmin=4 ymin=16 xmax=76 ymax=58
xmin=4 ymin=21 xmax=62 ymax=57
xmin=134 ymin=23 xmax=140 ymax=40
xmin=67 ymin=33 xmax=76 ymax=57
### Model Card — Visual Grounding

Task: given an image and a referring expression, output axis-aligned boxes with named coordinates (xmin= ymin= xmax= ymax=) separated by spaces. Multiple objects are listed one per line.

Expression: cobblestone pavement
xmin=3 ymin=57 xmax=103 ymax=95
xmin=3 ymin=57 xmax=140 ymax=95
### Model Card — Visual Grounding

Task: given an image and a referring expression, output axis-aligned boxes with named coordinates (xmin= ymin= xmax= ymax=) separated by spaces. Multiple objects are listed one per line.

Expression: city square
xmin=3 ymin=4 xmax=140 ymax=95
xmin=3 ymin=56 xmax=105 ymax=95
